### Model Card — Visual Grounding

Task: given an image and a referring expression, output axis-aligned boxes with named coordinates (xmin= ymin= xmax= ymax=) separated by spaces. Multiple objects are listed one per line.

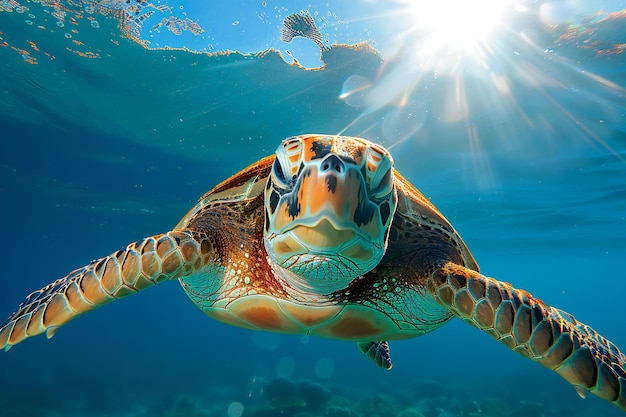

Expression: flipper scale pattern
xmin=0 ymin=230 xmax=201 ymax=351
xmin=427 ymin=262 xmax=626 ymax=411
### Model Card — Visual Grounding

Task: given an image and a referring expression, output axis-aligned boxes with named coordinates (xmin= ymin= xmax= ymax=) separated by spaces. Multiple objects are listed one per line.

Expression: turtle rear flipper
xmin=0 ymin=230 xmax=204 ymax=351
xmin=358 ymin=341 xmax=393 ymax=370
xmin=427 ymin=262 xmax=626 ymax=411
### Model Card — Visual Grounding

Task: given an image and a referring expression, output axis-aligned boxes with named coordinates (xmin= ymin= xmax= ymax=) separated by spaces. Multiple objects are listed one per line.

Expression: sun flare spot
xmin=404 ymin=0 xmax=512 ymax=55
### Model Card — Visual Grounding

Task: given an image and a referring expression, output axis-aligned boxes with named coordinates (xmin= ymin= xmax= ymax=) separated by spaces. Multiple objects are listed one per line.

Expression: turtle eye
xmin=270 ymin=159 xmax=291 ymax=190
xmin=370 ymin=167 xmax=394 ymax=200
xmin=364 ymin=146 xmax=394 ymax=200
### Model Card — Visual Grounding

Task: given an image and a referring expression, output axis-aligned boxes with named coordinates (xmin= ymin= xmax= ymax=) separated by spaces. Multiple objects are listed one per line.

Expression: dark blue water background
xmin=1 ymin=1 xmax=625 ymax=416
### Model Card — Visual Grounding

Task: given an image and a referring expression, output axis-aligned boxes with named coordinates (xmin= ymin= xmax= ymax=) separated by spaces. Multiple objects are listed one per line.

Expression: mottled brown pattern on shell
xmin=183 ymin=192 xmax=292 ymax=302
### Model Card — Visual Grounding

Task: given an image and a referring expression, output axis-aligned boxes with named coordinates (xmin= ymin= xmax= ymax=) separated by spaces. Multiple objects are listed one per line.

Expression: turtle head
xmin=264 ymin=134 xmax=398 ymax=294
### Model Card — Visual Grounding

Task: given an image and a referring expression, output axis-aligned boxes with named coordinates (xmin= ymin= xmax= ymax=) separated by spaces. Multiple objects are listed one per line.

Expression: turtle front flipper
xmin=427 ymin=262 xmax=626 ymax=411
xmin=0 ymin=230 xmax=203 ymax=351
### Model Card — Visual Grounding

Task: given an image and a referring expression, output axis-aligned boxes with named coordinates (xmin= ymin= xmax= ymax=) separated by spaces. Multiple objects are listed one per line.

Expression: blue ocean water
xmin=1 ymin=1 xmax=625 ymax=416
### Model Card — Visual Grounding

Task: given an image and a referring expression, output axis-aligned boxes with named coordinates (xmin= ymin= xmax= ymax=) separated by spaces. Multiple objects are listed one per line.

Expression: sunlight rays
xmin=334 ymin=0 xmax=626 ymax=189
xmin=336 ymin=0 xmax=526 ymax=151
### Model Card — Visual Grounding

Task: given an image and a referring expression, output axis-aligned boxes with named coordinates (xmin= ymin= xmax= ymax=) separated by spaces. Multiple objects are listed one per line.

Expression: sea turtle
xmin=1 ymin=134 xmax=624 ymax=410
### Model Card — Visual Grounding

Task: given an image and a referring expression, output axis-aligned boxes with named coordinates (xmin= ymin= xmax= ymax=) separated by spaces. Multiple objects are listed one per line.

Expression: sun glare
xmin=338 ymin=0 xmax=518 ymax=124
xmin=405 ymin=0 xmax=511 ymax=55
xmin=338 ymin=0 xmax=624 ymax=188
xmin=337 ymin=0 xmax=522 ymax=177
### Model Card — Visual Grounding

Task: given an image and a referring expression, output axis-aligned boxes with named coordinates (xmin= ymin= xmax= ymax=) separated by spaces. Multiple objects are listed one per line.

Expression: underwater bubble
xmin=25 ymin=20 xmax=33 ymax=25
xmin=227 ymin=402 xmax=244 ymax=417
xmin=275 ymin=356 xmax=296 ymax=378
xmin=91 ymin=20 xmax=100 ymax=28
xmin=251 ymin=331 xmax=280 ymax=350
xmin=340 ymin=74 xmax=370 ymax=108
xmin=314 ymin=358 xmax=335 ymax=378
xmin=57 ymin=21 xmax=65 ymax=27
xmin=64 ymin=33 xmax=72 ymax=39
xmin=539 ymin=2 xmax=573 ymax=25
xmin=246 ymin=376 xmax=264 ymax=399
xmin=28 ymin=13 xmax=35 ymax=18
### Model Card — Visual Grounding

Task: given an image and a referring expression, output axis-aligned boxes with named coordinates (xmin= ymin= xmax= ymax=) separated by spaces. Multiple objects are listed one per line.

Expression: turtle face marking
xmin=264 ymin=134 xmax=398 ymax=294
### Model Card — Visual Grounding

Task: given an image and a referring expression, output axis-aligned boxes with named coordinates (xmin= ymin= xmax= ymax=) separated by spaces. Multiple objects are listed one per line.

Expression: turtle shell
xmin=174 ymin=136 xmax=479 ymax=341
